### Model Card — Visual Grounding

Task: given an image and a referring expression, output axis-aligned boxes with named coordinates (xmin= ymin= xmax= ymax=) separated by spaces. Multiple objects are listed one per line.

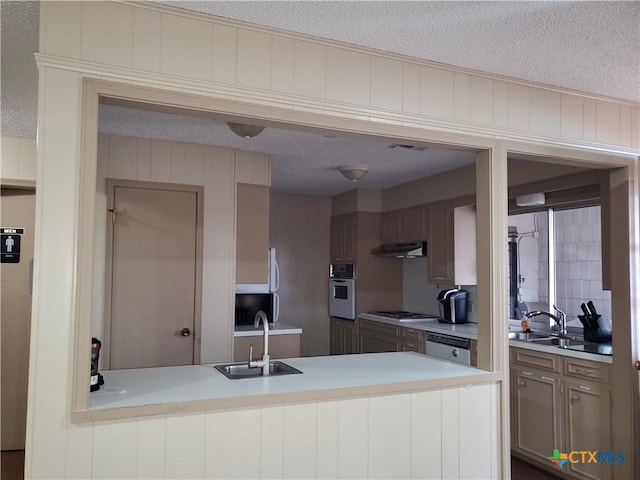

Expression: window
xmin=508 ymin=205 xmax=611 ymax=328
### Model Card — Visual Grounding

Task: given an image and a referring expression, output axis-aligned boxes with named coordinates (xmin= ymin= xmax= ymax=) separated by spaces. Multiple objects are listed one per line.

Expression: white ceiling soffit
xmin=156 ymin=0 xmax=640 ymax=104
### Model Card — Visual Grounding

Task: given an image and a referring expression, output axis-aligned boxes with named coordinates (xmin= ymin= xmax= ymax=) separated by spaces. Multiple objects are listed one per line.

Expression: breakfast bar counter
xmin=86 ymin=352 xmax=494 ymax=421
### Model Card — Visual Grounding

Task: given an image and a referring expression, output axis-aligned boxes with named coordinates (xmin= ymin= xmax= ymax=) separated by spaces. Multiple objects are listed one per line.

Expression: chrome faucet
xmin=525 ymin=305 xmax=567 ymax=338
xmin=248 ymin=310 xmax=270 ymax=376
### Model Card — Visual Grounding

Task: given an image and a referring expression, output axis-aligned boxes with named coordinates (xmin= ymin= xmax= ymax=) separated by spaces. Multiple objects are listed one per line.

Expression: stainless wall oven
xmin=329 ymin=264 xmax=356 ymax=320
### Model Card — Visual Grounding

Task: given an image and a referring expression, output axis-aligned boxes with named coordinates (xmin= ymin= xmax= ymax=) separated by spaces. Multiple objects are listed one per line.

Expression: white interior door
xmin=108 ymin=183 xmax=199 ymax=369
xmin=1 ymin=188 xmax=35 ymax=450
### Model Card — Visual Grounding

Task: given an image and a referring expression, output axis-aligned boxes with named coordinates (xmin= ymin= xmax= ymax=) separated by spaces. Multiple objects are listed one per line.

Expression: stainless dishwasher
xmin=425 ymin=332 xmax=471 ymax=365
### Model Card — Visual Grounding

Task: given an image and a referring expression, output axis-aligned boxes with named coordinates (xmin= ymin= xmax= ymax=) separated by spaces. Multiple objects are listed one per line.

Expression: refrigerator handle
xmin=273 ymin=292 xmax=279 ymax=323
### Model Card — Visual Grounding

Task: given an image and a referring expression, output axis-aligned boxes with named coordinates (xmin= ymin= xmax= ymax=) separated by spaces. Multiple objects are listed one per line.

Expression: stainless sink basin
xmin=508 ymin=331 xmax=552 ymax=341
xmin=214 ymin=361 xmax=302 ymax=379
xmin=528 ymin=337 xmax=589 ymax=347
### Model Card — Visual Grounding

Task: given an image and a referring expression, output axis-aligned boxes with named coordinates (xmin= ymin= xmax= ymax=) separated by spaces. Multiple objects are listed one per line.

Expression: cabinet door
xmin=564 ymin=380 xmax=612 ymax=480
xmin=402 ymin=206 xmax=427 ymax=241
xmin=330 ymin=317 xmax=344 ymax=355
xmin=331 ymin=317 xmax=358 ymax=355
xmin=330 ymin=217 xmax=343 ymax=262
xmin=511 ymin=367 xmax=562 ymax=463
xmin=330 ymin=214 xmax=356 ymax=263
xmin=381 ymin=211 xmax=401 ymax=243
xmin=427 ymin=202 xmax=454 ymax=283
xmin=343 ymin=320 xmax=358 ymax=354
xmin=360 ymin=334 xmax=399 ymax=353
xmin=236 ymin=184 xmax=269 ymax=284
xmin=341 ymin=215 xmax=356 ymax=262
xmin=358 ymin=319 xmax=400 ymax=353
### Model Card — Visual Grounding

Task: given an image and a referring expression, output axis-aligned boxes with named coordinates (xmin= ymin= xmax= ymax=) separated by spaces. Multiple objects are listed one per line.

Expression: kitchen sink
xmin=528 ymin=337 xmax=589 ymax=347
xmin=508 ymin=331 xmax=552 ymax=341
xmin=214 ymin=361 xmax=302 ymax=379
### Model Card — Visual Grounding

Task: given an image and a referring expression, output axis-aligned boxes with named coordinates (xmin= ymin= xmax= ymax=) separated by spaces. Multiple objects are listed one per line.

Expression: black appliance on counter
xmin=437 ymin=288 xmax=469 ymax=324
xmin=90 ymin=337 xmax=104 ymax=392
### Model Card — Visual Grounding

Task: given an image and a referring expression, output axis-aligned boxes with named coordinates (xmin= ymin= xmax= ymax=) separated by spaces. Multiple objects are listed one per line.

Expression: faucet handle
xmin=553 ymin=305 xmax=566 ymax=319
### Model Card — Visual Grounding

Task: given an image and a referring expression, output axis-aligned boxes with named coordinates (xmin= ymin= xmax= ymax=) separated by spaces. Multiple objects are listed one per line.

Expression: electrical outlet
xmin=468 ymin=300 xmax=474 ymax=312
xmin=520 ymin=275 xmax=526 ymax=283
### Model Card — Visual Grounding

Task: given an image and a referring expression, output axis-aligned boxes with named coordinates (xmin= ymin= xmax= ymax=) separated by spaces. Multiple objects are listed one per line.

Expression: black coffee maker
xmin=437 ymin=288 xmax=468 ymax=324
xmin=91 ymin=337 xmax=104 ymax=392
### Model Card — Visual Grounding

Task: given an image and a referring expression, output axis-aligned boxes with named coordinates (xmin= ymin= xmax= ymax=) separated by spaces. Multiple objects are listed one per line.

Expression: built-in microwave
xmin=329 ymin=263 xmax=356 ymax=320
xmin=235 ymin=293 xmax=275 ymax=326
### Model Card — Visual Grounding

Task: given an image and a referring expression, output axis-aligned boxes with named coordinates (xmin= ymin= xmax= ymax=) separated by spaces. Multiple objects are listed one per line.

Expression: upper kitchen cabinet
xmin=381 ymin=206 xmax=427 ymax=243
xmin=236 ymin=183 xmax=270 ymax=284
xmin=330 ymin=213 xmax=357 ymax=263
xmin=427 ymin=202 xmax=476 ymax=285
xmin=427 ymin=202 xmax=454 ymax=283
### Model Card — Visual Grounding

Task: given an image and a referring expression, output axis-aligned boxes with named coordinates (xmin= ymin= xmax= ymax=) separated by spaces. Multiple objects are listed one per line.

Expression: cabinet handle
xmin=519 ymin=381 xmax=526 ymax=387
xmin=570 ymin=394 xmax=579 ymax=403
xmin=579 ymin=385 xmax=591 ymax=392
xmin=522 ymin=371 xmax=533 ymax=376
xmin=575 ymin=367 xmax=594 ymax=376
xmin=541 ymin=376 xmax=555 ymax=382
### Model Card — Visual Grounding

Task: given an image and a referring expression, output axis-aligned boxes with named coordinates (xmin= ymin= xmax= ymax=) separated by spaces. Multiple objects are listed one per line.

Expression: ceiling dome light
xmin=227 ymin=122 xmax=264 ymax=138
xmin=337 ymin=165 xmax=370 ymax=182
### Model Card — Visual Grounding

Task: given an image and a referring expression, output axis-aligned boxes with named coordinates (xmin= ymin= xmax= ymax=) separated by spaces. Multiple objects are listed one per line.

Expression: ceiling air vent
xmin=389 ymin=144 xmax=428 ymax=152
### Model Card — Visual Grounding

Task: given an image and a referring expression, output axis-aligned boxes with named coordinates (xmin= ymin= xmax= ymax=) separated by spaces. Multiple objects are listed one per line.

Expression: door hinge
xmin=108 ymin=208 xmax=125 ymax=223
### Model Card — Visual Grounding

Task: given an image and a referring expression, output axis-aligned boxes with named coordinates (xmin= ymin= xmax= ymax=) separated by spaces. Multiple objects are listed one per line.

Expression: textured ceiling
xmin=1 ymin=1 xmax=39 ymax=136
xmin=98 ymin=101 xmax=477 ymax=196
xmin=2 ymin=1 xmax=638 ymax=195
xmin=157 ymin=0 xmax=640 ymax=103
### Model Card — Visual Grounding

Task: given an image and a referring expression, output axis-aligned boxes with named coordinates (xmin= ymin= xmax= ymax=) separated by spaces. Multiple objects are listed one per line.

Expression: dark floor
xmin=1 ymin=450 xmax=560 ymax=479
xmin=512 ymin=455 xmax=563 ymax=479
xmin=1 ymin=450 xmax=24 ymax=480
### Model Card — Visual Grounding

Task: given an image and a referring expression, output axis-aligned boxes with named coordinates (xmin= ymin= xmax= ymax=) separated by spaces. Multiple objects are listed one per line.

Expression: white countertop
xmin=90 ymin=352 xmax=489 ymax=411
xmin=234 ymin=322 xmax=302 ymax=337
xmin=508 ymin=338 xmax=612 ymax=363
xmin=359 ymin=314 xmax=611 ymax=363
xmin=358 ymin=313 xmax=479 ymax=340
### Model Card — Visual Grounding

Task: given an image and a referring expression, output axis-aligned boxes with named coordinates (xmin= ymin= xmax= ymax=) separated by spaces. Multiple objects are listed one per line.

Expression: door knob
xmin=181 ymin=328 xmax=191 ymax=337
xmin=635 ymin=360 xmax=640 ymax=371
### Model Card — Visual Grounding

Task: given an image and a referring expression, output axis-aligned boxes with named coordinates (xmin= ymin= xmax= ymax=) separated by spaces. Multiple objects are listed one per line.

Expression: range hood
xmin=370 ymin=241 xmax=427 ymax=259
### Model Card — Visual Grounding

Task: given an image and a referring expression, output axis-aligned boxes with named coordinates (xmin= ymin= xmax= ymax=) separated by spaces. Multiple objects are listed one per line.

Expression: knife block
xmin=579 ymin=315 xmax=612 ymax=343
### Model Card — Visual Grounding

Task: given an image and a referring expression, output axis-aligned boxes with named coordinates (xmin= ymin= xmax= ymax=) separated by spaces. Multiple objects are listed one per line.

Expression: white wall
xmin=0 ymin=134 xmax=36 ymax=182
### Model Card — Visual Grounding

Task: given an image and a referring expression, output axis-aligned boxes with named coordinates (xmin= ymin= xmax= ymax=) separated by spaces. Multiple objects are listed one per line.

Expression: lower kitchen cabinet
xmin=563 ymin=370 xmax=612 ymax=480
xmin=510 ymin=348 xmax=612 ymax=480
xmin=511 ymin=366 xmax=563 ymax=464
xmin=330 ymin=317 xmax=357 ymax=355
xmin=358 ymin=318 xmax=425 ymax=354
xmin=233 ymin=334 xmax=300 ymax=362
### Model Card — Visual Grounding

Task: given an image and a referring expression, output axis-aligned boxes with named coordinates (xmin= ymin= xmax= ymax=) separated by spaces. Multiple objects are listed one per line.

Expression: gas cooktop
xmin=366 ymin=311 xmax=439 ymax=322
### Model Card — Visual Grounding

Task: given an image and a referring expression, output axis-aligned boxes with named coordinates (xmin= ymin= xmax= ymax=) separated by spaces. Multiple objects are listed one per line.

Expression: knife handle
xmin=587 ymin=301 xmax=598 ymax=317
xmin=580 ymin=303 xmax=590 ymax=317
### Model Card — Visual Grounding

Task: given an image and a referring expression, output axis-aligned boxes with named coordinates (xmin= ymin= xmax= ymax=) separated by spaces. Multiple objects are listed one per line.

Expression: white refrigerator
xmin=235 ymin=248 xmax=279 ymax=323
